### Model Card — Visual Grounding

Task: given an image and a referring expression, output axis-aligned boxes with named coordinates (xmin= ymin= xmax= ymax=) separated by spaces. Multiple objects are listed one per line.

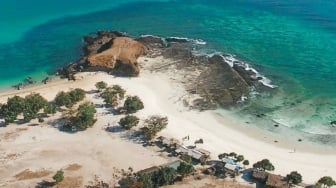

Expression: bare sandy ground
xmin=0 ymin=56 xmax=336 ymax=187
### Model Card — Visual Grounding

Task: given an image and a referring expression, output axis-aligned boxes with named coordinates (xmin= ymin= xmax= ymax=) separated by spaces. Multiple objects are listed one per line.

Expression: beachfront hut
xmin=222 ymin=157 xmax=236 ymax=165
xmin=251 ymin=169 xmax=268 ymax=182
xmin=157 ymin=136 xmax=179 ymax=148
xmin=175 ymin=145 xmax=210 ymax=163
xmin=160 ymin=160 xmax=181 ymax=170
xmin=137 ymin=166 xmax=160 ymax=175
xmin=266 ymin=174 xmax=289 ymax=188
xmin=224 ymin=163 xmax=242 ymax=174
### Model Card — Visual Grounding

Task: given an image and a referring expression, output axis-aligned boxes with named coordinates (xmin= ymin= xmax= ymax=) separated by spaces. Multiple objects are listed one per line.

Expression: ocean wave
xmin=165 ymin=36 xmax=207 ymax=45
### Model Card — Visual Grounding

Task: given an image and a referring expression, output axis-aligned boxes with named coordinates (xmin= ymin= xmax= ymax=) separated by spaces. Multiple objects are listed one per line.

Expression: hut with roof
xmin=266 ymin=174 xmax=289 ymax=188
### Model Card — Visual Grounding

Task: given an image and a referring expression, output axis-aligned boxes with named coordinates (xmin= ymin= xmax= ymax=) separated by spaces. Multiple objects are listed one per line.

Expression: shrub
xmin=55 ymin=91 xmax=73 ymax=107
xmin=317 ymin=176 xmax=336 ymax=188
xmin=23 ymin=93 xmax=48 ymax=122
xmin=286 ymin=171 xmax=302 ymax=184
xmin=71 ymin=102 xmax=96 ymax=130
xmin=44 ymin=103 xmax=57 ymax=115
xmin=253 ymin=159 xmax=275 ymax=171
xmin=119 ymin=115 xmax=140 ymax=130
xmin=177 ymin=162 xmax=194 ymax=178
xmin=95 ymin=81 xmax=107 ymax=91
xmin=53 ymin=170 xmax=64 ymax=183
xmin=69 ymin=88 xmax=86 ymax=102
xmin=1 ymin=96 xmax=25 ymax=123
xmin=101 ymin=85 xmax=125 ymax=107
xmin=141 ymin=115 xmax=168 ymax=140
xmin=123 ymin=96 xmax=144 ymax=114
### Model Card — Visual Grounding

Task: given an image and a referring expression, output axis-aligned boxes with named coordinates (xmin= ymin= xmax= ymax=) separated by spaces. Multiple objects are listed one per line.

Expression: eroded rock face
xmin=87 ymin=37 xmax=148 ymax=76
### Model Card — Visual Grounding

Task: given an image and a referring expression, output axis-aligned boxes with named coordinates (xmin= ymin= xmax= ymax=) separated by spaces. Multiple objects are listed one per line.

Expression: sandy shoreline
xmin=1 ymin=56 xmax=336 ymax=186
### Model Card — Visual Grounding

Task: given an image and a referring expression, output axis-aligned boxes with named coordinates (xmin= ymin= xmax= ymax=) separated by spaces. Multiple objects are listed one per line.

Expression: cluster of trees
xmin=119 ymin=162 xmax=194 ymax=188
xmin=0 ymin=93 xmax=56 ymax=124
xmin=141 ymin=115 xmax=168 ymax=140
xmin=55 ymin=88 xmax=86 ymax=108
xmin=218 ymin=152 xmax=249 ymax=166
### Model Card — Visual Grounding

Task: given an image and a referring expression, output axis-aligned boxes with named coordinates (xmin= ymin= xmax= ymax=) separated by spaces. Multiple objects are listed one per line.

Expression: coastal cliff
xmin=58 ymin=31 xmax=272 ymax=108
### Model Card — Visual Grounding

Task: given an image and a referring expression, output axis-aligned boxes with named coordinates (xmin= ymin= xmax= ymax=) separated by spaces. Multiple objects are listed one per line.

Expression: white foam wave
xmin=167 ymin=36 xmax=207 ymax=45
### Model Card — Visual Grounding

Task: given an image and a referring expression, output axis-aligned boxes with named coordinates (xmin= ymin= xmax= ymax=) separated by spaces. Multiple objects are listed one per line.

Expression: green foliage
xmin=119 ymin=115 xmax=140 ymax=130
xmin=177 ymin=162 xmax=195 ymax=177
xmin=44 ymin=103 xmax=57 ymax=115
xmin=218 ymin=153 xmax=229 ymax=160
xmin=69 ymin=88 xmax=86 ymax=102
xmin=55 ymin=89 xmax=86 ymax=108
xmin=229 ymin=152 xmax=237 ymax=158
xmin=23 ymin=93 xmax=48 ymax=122
xmin=317 ymin=176 xmax=336 ymax=188
xmin=181 ymin=155 xmax=192 ymax=164
xmin=236 ymin=155 xmax=244 ymax=162
xmin=253 ymin=159 xmax=275 ymax=171
xmin=123 ymin=96 xmax=144 ymax=114
xmin=1 ymin=96 xmax=25 ymax=123
xmin=55 ymin=91 xmax=73 ymax=107
xmin=141 ymin=115 xmax=168 ymax=140
xmin=243 ymin=160 xmax=249 ymax=166
xmin=138 ymin=173 xmax=154 ymax=188
xmin=286 ymin=171 xmax=302 ymax=185
xmin=95 ymin=81 xmax=107 ymax=91
xmin=53 ymin=170 xmax=64 ymax=183
xmin=101 ymin=85 xmax=125 ymax=107
xmin=71 ymin=102 xmax=96 ymax=130
xmin=154 ymin=167 xmax=177 ymax=186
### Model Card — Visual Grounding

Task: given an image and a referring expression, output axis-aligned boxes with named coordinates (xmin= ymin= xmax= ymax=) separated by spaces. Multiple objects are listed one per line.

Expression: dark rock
xmin=274 ymin=124 xmax=279 ymax=127
xmin=137 ymin=35 xmax=165 ymax=48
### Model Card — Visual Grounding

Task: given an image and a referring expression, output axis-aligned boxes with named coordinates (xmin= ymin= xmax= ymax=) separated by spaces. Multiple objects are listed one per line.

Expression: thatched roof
xmin=252 ymin=169 xmax=268 ymax=182
xmin=266 ymin=174 xmax=289 ymax=188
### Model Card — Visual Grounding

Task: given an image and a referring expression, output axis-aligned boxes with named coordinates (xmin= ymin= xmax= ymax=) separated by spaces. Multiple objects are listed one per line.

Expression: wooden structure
xmin=266 ymin=174 xmax=289 ymax=188
xmin=251 ymin=169 xmax=268 ymax=183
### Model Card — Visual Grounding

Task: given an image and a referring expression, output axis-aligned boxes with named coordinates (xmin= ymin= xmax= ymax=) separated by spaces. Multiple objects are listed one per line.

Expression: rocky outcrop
xmin=87 ymin=37 xmax=148 ymax=76
xmin=58 ymin=31 xmax=272 ymax=109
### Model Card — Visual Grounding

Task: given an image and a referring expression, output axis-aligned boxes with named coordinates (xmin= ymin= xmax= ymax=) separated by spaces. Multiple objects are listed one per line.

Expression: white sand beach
xmin=0 ymin=56 xmax=335 ymax=187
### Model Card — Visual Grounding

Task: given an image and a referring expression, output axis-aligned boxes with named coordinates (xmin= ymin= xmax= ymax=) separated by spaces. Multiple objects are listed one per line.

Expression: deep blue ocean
xmin=1 ymin=0 xmax=335 ymax=144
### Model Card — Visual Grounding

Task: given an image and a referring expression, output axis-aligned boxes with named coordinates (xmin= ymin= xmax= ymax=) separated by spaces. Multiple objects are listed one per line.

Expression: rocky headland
xmin=58 ymin=31 xmax=273 ymax=109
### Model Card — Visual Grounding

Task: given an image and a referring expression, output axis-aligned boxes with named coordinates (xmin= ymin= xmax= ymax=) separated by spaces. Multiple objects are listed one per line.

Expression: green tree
xmin=124 ymin=96 xmax=144 ymax=114
xmin=69 ymin=88 xmax=86 ymax=103
xmin=119 ymin=115 xmax=140 ymax=130
xmin=95 ymin=81 xmax=107 ymax=92
xmin=141 ymin=115 xmax=168 ymax=140
xmin=229 ymin=152 xmax=237 ymax=158
xmin=71 ymin=101 xmax=96 ymax=130
xmin=23 ymin=93 xmax=48 ymax=122
xmin=138 ymin=173 xmax=154 ymax=188
xmin=55 ymin=91 xmax=73 ymax=108
xmin=1 ymin=96 xmax=25 ymax=123
xmin=111 ymin=85 xmax=126 ymax=100
xmin=154 ymin=167 xmax=177 ymax=186
xmin=53 ymin=170 xmax=64 ymax=183
xmin=317 ymin=176 xmax=336 ymax=188
xmin=236 ymin=155 xmax=244 ymax=162
xmin=243 ymin=160 xmax=249 ymax=166
xmin=177 ymin=162 xmax=194 ymax=178
xmin=286 ymin=171 xmax=302 ymax=185
xmin=253 ymin=159 xmax=275 ymax=171
xmin=44 ymin=103 xmax=57 ymax=115
xmin=218 ymin=153 xmax=229 ymax=160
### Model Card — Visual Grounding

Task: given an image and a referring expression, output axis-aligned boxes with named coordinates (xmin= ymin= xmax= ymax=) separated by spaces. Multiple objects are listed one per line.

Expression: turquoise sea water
xmin=0 ymin=0 xmax=335 ymax=144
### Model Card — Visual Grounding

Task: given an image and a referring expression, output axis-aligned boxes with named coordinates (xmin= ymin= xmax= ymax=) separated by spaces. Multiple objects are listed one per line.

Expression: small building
xmin=224 ymin=163 xmax=242 ymax=173
xmin=175 ymin=145 xmax=210 ymax=163
xmin=157 ymin=136 xmax=179 ymax=148
xmin=160 ymin=160 xmax=181 ymax=170
xmin=251 ymin=169 xmax=268 ymax=183
xmin=222 ymin=157 xmax=236 ymax=165
xmin=266 ymin=174 xmax=289 ymax=188
xmin=137 ymin=166 xmax=160 ymax=175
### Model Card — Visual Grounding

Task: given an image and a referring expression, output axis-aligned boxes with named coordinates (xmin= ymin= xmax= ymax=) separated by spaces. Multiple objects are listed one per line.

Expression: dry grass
xmin=15 ymin=169 xmax=51 ymax=180
xmin=65 ymin=163 xmax=82 ymax=171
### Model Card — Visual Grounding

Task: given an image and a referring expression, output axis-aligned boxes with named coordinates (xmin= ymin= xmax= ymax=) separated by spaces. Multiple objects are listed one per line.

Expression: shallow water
xmin=0 ymin=0 xmax=335 ymax=144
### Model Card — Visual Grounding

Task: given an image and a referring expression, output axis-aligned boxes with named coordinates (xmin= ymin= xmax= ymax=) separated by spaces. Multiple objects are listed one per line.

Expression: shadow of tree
xmin=35 ymin=180 xmax=55 ymax=188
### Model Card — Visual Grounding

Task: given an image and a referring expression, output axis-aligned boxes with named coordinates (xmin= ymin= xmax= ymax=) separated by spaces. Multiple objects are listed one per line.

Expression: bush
xmin=253 ymin=159 xmax=275 ymax=171
xmin=101 ymin=85 xmax=125 ymax=107
xmin=123 ymin=96 xmax=144 ymax=114
xmin=95 ymin=81 xmax=107 ymax=91
xmin=71 ymin=102 xmax=96 ymax=130
xmin=55 ymin=89 xmax=86 ymax=108
xmin=1 ymin=96 xmax=25 ymax=123
xmin=53 ymin=170 xmax=64 ymax=183
xmin=23 ymin=93 xmax=48 ymax=122
xmin=286 ymin=171 xmax=302 ymax=184
xmin=44 ymin=103 xmax=57 ymax=115
xmin=177 ymin=162 xmax=194 ymax=178
xmin=141 ymin=115 xmax=168 ymax=140
xmin=243 ymin=160 xmax=249 ymax=166
xmin=119 ymin=115 xmax=139 ymax=130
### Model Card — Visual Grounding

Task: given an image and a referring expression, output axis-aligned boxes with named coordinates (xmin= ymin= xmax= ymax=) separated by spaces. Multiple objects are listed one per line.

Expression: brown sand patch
xmin=57 ymin=176 xmax=83 ymax=188
xmin=15 ymin=169 xmax=51 ymax=180
xmin=65 ymin=163 xmax=82 ymax=171
xmin=1 ymin=127 xmax=28 ymax=141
